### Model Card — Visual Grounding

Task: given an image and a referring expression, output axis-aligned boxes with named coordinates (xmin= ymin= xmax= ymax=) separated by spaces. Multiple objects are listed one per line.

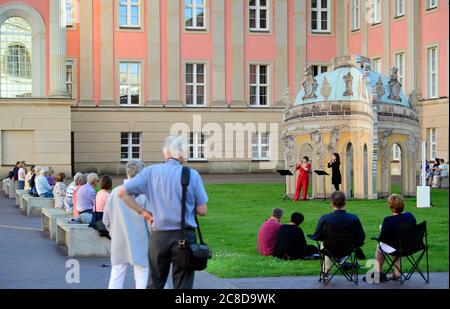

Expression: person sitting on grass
xmin=273 ymin=212 xmax=319 ymax=260
xmin=257 ymin=208 xmax=283 ymax=256
xmin=309 ymin=191 xmax=365 ymax=273
xmin=53 ymin=173 xmax=67 ymax=210
xmin=373 ymin=194 xmax=416 ymax=282
xmin=96 ymin=175 xmax=112 ymax=213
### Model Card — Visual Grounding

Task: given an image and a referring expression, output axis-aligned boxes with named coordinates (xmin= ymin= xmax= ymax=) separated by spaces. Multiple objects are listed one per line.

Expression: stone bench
xmin=7 ymin=181 xmax=17 ymax=199
xmin=22 ymin=195 xmax=55 ymax=217
xmin=2 ymin=178 xmax=11 ymax=194
xmin=15 ymin=190 xmax=27 ymax=206
xmin=19 ymin=193 xmax=31 ymax=210
xmin=42 ymin=208 xmax=73 ymax=239
xmin=55 ymin=218 xmax=111 ymax=257
xmin=441 ymin=176 xmax=449 ymax=189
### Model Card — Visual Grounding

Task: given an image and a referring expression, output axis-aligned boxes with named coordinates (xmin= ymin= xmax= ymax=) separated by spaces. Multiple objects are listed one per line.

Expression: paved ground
xmin=0 ymin=186 xmax=447 ymax=289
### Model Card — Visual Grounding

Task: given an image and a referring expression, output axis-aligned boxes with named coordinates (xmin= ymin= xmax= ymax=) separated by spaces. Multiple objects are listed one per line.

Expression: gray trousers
xmin=148 ymin=229 xmax=196 ymax=289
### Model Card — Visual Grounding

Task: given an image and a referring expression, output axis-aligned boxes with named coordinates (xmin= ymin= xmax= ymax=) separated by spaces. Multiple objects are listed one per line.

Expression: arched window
xmin=0 ymin=16 xmax=32 ymax=98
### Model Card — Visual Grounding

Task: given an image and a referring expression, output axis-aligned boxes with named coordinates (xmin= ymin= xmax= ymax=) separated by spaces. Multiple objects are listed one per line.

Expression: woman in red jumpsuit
xmin=294 ymin=156 xmax=311 ymax=201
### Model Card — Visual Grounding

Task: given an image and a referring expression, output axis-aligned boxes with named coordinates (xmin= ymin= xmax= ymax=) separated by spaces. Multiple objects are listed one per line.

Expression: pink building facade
xmin=0 ymin=0 xmax=448 ymax=176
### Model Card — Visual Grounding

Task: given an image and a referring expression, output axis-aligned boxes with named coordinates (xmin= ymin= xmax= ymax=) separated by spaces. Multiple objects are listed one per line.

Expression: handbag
xmin=178 ymin=166 xmax=212 ymax=271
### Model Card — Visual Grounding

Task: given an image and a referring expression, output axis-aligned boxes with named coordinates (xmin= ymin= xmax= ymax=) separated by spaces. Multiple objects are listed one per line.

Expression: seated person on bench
xmin=35 ymin=168 xmax=54 ymax=198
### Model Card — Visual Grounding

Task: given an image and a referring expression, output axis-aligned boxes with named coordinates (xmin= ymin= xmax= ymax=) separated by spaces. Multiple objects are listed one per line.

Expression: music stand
xmin=276 ymin=169 xmax=294 ymax=201
xmin=314 ymin=170 xmax=330 ymax=201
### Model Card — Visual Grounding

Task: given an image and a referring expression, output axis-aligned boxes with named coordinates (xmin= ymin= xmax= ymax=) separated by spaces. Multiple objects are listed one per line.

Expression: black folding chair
xmin=309 ymin=222 xmax=362 ymax=286
xmin=372 ymin=221 xmax=429 ymax=284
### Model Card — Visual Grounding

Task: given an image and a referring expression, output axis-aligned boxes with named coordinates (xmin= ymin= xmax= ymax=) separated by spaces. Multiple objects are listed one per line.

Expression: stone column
xmin=231 ymin=0 xmax=245 ymax=107
xmin=294 ymin=0 xmax=307 ymax=96
xmin=212 ymin=0 xmax=226 ymax=107
xmin=99 ymin=0 xmax=114 ymax=106
xmin=79 ymin=0 xmax=94 ymax=105
xmin=361 ymin=1 xmax=368 ymax=57
xmin=382 ymin=0 xmax=390 ymax=75
xmin=336 ymin=0 xmax=348 ymax=56
xmin=407 ymin=0 xmax=422 ymax=96
xmin=147 ymin=0 xmax=161 ymax=106
xmin=48 ymin=0 xmax=67 ymax=97
xmin=275 ymin=0 xmax=288 ymax=107
xmin=166 ymin=0 xmax=181 ymax=106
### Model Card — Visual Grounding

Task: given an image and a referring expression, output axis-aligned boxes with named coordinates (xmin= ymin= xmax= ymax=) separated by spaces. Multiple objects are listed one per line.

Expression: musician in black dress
xmin=327 ymin=153 xmax=342 ymax=191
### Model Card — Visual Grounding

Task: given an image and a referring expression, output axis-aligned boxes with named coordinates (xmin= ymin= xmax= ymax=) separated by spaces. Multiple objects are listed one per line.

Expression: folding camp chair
xmin=372 ymin=221 xmax=429 ymax=284
xmin=309 ymin=222 xmax=362 ymax=286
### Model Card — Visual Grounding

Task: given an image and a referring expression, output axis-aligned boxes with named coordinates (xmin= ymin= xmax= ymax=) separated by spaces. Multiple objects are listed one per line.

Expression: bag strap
xmin=181 ymin=166 xmax=191 ymax=239
xmin=180 ymin=166 xmax=206 ymax=245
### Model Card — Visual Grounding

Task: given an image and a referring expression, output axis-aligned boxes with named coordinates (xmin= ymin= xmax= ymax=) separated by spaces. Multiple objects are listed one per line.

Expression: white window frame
xmin=392 ymin=144 xmax=401 ymax=161
xmin=427 ymin=46 xmax=439 ymax=98
xmin=394 ymin=0 xmax=405 ymax=17
xmin=186 ymin=63 xmax=206 ymax=107
xmin=252 ymin=132 xmax=270 ymax=160
xmin=120 ymin=132 xmax=142 ymax=162
xmin=119 ymin=0 xmax=140 ymax=28
xmin=351 ymin=0 xmax=360 ymax=31
xmin=429 ymin=128 xmax=437 ymax=160
xmin=185 ymin=0 xmax=206 ymax=30
xmin=249 ymin=0 xmax=270 ymax=32
xmin=394 ymin=52 xmax=405 ymax=88
xmin=371 ymin=0 xmax=382 ymax=24
xmin=371 ymin=57 xmax=382 ymax=73
xmin=188 ymin=132 xmax=207 ymax=161
xmin=311 ymin=0 xmax=331 ymax=33
xmin=119 ymin=62 xmax=141 ymax=106
xmin=65 ymin=0 xmax=74 ymax=27
xmin=249 ymin=64 xmax=269 ymax=107
xmin=66 ymin=60 xmax=74 ymax=98
xmin=426 ymin=0 xmax=438 ymax=10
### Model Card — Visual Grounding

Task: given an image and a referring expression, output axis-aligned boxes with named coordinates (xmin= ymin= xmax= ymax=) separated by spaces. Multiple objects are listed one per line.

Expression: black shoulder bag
xmin=179 ymin=166 xmax=212 ymax=271
xmin=89 ymin=197 xmax=110 ymax=239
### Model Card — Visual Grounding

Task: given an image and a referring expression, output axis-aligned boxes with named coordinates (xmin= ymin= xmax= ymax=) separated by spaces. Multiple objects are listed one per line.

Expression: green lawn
xmin=199 ymin=183 xmax=449 ymax=278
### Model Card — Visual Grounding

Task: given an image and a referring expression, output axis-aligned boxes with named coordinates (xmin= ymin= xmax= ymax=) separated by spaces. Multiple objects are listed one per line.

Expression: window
xmin=311 ymin=0 xmax=330 ymax=32
xmin=188 ymin=132 xmax=207 ymax=161
xmin=66 ymin=0 xmax=74 ymax=27
xmin=185 ymin=0 xmax=205 ymax=30
xmin=249 ymin=64 xmax=269 ymax=106
xmin=394 ymin=0 xmax=405 ymax=17
xmin=0 ymin=17 xmax=32 ymax=98
xmin=427 ymin=46 xmax=438 ymax=98
xmin=252 ymin=132 xmax=270 ymax=160
xmin=371 ymin=58 xmax=381 ymax=73
xmin=119 ymin=0 xmax=140 ymax=28
xmin=249 ymin=0 xmax=269 ymax=31
xmin=428 ymin=128 xmax=437 ymax=160
xmin=66 ymin=60 xmax=74 ymax=98
xmin=394 ymin=52 xmax=405 ymax=87
xmin=312 ymin=65 xmax=329 ymax=76
xmin=121 ymin=132 xmax=141 ymax=161
xmin=371 ymin=0 xmax=382 ymax=24
xmin=426 ymin=0 xmax=438 ymax=10
xmin=120 ymin=62 xmax=140 ymax=105
xmin=186 ymin=63 xmax=206 ymax=106
xmin=352 ymin=0 xmax=360 ymax=30
xmin=392 ymin=144 xmax=401 ymax=161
